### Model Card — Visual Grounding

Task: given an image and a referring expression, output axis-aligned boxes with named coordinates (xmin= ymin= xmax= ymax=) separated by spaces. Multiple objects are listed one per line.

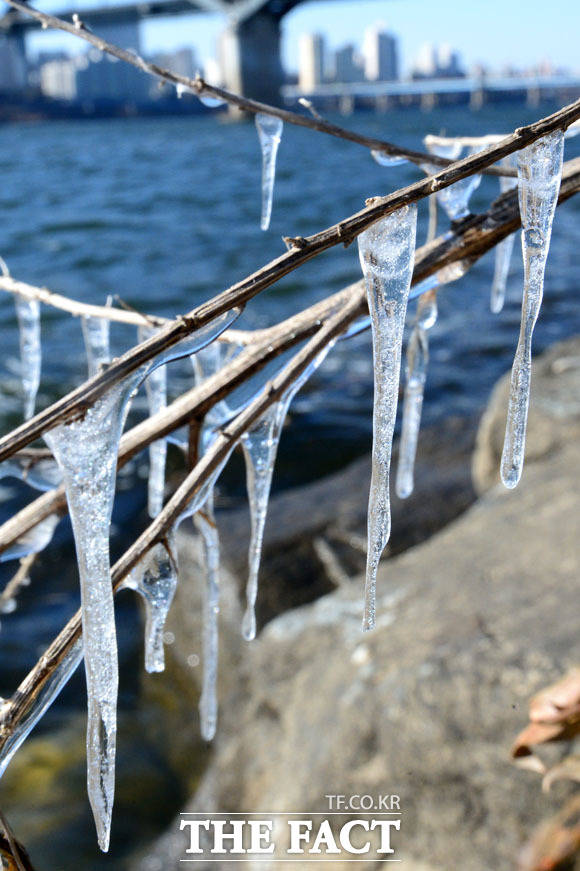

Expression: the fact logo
xmin=179 ymin=803 xmax=401 ymax=862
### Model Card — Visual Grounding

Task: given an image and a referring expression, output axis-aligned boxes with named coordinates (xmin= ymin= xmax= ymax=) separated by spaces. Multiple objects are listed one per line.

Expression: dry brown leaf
xmin=529 ymin=668 xmax=580 ymax=725
xmin=517 ymin=794 xmax=580 ymax=871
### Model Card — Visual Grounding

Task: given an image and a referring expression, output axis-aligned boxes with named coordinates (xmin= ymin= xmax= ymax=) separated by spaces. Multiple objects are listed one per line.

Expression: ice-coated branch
xmin=0 ymin=98 xmax=579 ymax=467
xmin=0 ymin=158 xmax=579 ymax=562
xmin=0 ymin=294 xmax=364 ymax=763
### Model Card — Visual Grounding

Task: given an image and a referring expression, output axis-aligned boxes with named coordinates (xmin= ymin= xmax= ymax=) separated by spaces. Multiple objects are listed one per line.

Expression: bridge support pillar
xmin=420 ymin=92 xmax=437 ymax=111
xmin=527 ymin=86 xmax=541 ymax=108
xmin=220 ymin=11 xmax=283 ymax=112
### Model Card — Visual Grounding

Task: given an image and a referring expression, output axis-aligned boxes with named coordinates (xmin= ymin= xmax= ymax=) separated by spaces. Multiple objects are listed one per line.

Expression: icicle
xmin=45 ymin=382 xmax=137 ymax=852
xmin=14 ymin=296 xmax=41 ymax=420
xmin=501 ymin=130 xmax=564 ymax=489
xmin=82 ymin=309 xmax=111 ymax=378
xmin=0 ymin=455 xmax=62 ymax=491
xmin=43 ymin=307 xmax=238 ymax=851
xmin=139 ymin=325 xmax=167 ymax=518
xmin=123 ymin=536 xmax=177 ymax=673
xmin=490 ymin=157 xmax=518 ymax=313
xmin=240 ymin=403 xmax=285 ymax=641
xmin=358 ymin=204 xmax=417 ymax=631
xmin=195 ymin=495 xmax=220 ymax=741
xmin=423 ymin=137 xmax=482 ymax=222
xmin=255 ymin=113 xmax=283 ymax=231
xmin=239 ymin=340 xmax=335 ymax=641
xmin=371 ymin=150 xmax=407 ymax=167
xmin=395 ymin=290 xmax=438 ymax=499
xmin=0 ymin=513 xmax=60 ymax=563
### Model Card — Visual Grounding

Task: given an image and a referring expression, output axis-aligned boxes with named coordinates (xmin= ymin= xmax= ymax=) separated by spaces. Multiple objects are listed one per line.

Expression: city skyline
xmin=26 ymin=0 xmax=580 ymax=77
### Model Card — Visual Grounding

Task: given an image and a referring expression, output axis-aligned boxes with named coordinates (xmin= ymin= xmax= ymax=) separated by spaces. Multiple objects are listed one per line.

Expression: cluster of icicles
xmin=0 ymin=122 xmax=577 ymax=852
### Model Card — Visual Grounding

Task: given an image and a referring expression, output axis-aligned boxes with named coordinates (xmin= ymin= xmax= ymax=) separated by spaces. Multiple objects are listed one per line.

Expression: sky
xmin=28 ymin=0 xmax=580 ymax=75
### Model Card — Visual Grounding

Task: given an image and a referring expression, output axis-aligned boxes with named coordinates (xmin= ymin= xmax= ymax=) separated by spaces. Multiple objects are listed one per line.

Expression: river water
xmin=0 ymin=102 xmax=578 ymax=867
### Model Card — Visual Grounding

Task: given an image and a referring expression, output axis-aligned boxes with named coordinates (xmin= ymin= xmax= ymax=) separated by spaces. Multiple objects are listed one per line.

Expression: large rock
xmin=132 ymin=345 xmax=580 ymax=870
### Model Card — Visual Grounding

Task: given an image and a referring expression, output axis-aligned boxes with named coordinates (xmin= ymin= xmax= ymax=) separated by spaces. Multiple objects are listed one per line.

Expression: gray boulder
xmin=133 ymin=342 xmax=580 ymax=870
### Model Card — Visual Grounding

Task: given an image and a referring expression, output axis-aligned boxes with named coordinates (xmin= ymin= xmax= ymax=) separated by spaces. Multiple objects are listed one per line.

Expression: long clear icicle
xmin=358 ymin=205 xmax=417 ymax=631
xmin=82 ymin=310 xmax=111 ymax=378
xmin=195 ymin=494 xmax=221 ymax=741
xmin=500 ymin=130 xmax=564 ymax=489
xmin=43 ymin=308 xmax=238 ymax=852
xmin=45 ymin=381 xmax=138 ymax=853
xmin=240 ymin=404 xmax=284 ymax=642
xmin=139 ymin=325 xmax=167 ymax=518
xmin=14 ymin=296 xmax=41 ymax=420
xmin=490 ymin=157 xmax=518 ymax=314
xmin=123 ymin=536 xmax=178 ymax=673
xmin=239 ymin=341 xmax=334 ymax=641
xmin=396 ymin=289 xmax=438 ymax=499
xmin=255 ymin=113 xmax=283 ymax=231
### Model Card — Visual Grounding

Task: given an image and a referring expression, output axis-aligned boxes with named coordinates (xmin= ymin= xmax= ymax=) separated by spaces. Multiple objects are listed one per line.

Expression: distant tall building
xmin=75 ymin=52 xmax=149 ymax=102
xmin=298 ymin=33 xmax=325 ymax=91
xmin=332 ymin=44 xmax=362 ymax=84
xmin=362 ymin=26 xmax=398 ymax=81
xmin=40 ymin=59 xmax=77 ymax=100
xmin=412 ymin=42 xmax=464 ymax=79
xmin=152 ymin=47 xmax=196 ymax=80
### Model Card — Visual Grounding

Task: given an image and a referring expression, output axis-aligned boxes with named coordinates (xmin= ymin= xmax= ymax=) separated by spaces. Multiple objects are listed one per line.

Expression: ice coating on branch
xmin=42 ymin=307 xmax=239 ymax=851
xmin=255 ymin=113 xmax=283 ymax=231
xmin=199 ymin=92 xmax=226 ymax=108
xmin=501 ymin=130 xmax=564 ymax=489
xmin=371 ymin=149 xmax=407 ymax=167
xmin=123 ymin=537 xmax=177 ymax=673
xmin=82 ymin=313 xmax=111 ymax=378
xmin=423 ymin=137 xmax=482 ymax=222
xmin=491 ymin=156 xmax=518 ymax=314
xmin=358 ymin=204 xmax=417 ymax=631
xmin=395 ymin=290 xmax=437 ymax=500
xmin=240 ymin=341 xmax=335 ymax=641
xmin=0 ymin=455 xmax=62 ymax=491
xmin=195 ymin=495 xmax=221 ymax=741
xmin=0 ymin=639 xmax=83 ymax=778
xmin=14 ymin=296 xmax=41 ymax=420
xmin=0 ymin=513 xmax=60 ymax=563
xmin=139 ymin=325 xmax=167 ymax=518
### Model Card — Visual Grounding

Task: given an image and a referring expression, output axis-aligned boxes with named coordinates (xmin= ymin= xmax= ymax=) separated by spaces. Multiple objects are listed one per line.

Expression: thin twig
xmin=0 ymin=97 xmax=578 ymax=463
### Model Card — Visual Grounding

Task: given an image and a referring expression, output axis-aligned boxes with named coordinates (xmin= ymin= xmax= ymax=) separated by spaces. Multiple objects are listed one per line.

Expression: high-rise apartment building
xmin=298 ymin=33 xmax=325 ymax=91
xmin=361 ymin=26 xmax=398 ymax=81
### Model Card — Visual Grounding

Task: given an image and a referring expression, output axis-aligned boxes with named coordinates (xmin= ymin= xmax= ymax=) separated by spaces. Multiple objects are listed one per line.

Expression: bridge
xmin=283 ymin=74 xmax=580 ymax=113
xmin=0 ymin=0 xmax=325 ymax=105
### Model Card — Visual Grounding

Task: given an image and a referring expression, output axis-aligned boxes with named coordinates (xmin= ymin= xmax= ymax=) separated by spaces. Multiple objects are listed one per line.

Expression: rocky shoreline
xmin=2 ymin=337 xmax=579 ymax=870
